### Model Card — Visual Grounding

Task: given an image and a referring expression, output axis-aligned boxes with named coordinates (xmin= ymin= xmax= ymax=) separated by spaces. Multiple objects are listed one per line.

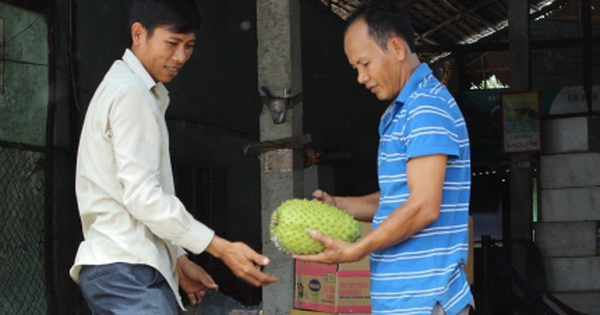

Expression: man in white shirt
xmin=70 ymin=0 xmax=278 ymax=313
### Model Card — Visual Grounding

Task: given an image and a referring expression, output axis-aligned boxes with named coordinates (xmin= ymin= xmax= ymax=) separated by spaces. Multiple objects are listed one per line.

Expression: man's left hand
xmin=292 ymin=229 xmax=362 ymax=264
xmin=177 ymin=255 xmax=219 ymax=305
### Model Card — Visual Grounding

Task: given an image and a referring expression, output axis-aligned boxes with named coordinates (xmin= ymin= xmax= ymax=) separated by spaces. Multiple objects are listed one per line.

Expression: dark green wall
xmin=300 ymin=0 xmax=382 ymax=196
xmin=72 ymin=0 xmax=264 ymax=307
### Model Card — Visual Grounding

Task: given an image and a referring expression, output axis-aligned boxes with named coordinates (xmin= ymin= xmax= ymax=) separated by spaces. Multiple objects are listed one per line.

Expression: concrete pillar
xmin=540 ymin=152 xmax=600 ymax=188
xmin=543 ymin=117 xmax=589 ymax=154
xmin=534 ymin=222 xmax=597 ymax=257
xmin=508 ymin=0 xmax=530 ymax=91
xmin=256 ymin=0 xmax=304 ymax=314
xmin=508 ymin=0 xmax=532 ymax=305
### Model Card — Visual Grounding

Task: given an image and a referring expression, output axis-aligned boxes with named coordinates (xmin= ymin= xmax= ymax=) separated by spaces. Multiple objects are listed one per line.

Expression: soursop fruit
xmin=269 ymin=198 xmax=362 ymax=254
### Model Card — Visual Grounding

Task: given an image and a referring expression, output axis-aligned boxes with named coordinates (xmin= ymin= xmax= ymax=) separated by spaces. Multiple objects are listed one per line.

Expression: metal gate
xmin=0 ymin=140 xmax=53 ymax=314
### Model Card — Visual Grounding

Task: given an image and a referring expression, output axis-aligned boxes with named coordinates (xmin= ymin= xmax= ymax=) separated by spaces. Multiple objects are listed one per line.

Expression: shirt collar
xmin=122 ymin=49 xmax=170 ymax=108
xmin=122 ymin=49 xmax=157 ymax=91
xmin=379 ymin=63 xmax=432 ymax=135
xmin=394 ymin=62 xmax=432 ymax=105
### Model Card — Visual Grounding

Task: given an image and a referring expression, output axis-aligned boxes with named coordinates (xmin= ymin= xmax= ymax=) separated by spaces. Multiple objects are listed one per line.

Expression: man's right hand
xmin=313 ymin=189 xmax=380 ymax=222
xmin=312 ymin=189 xmax=336 ymax=206
xmin=205 ymin=236 xmax=278 ymax=287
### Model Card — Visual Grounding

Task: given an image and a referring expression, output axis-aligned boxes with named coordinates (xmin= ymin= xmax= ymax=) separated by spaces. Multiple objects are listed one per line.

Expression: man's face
xmin=344 ymin=20 xmax=404 ymax=101
xmin=132 ymin=24 xmax=196 ymax=83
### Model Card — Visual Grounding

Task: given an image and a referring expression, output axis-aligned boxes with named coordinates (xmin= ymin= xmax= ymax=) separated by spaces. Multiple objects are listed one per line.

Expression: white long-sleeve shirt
xmin=70 ymin=49 xmax=215 ymax=308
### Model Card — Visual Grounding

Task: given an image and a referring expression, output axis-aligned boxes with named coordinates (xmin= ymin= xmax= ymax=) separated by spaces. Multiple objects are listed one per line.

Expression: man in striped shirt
xmin=294 ymin=1 xmax=473 ymax=314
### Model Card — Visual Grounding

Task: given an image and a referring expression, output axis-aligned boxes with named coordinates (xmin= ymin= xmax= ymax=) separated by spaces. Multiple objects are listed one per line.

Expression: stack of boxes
xmin=536 ymin=116 xmax=600 ymax=314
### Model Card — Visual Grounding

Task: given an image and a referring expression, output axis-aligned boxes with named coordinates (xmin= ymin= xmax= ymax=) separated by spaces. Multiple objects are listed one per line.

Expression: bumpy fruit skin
xmin=270 ymin=198 xmax=362 ymax=254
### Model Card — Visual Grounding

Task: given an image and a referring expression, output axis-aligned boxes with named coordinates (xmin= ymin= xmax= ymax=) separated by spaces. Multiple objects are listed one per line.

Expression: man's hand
xmin=177 ymin=255 xmax=218 ymax=305
xmin=293 ymin=229 xmax=364 ymax=264
xmin=312 ymin=189 xmax=336 ymax=206
xmin=313 ymin=189 xmax=379 ymax=222
xmin=206 ymin=236 xmax=278 ymax=287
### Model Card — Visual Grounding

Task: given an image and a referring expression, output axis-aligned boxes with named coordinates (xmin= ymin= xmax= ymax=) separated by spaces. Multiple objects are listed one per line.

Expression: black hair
xmin=129 ymin=0 xmax=201 ymax=36
xmin=346 ymin=0 xmax=416 ymax=53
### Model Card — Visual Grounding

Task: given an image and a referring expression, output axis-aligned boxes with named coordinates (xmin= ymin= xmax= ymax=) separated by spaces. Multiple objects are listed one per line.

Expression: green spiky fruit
xmin=270 ymin=198 xmax=362 ymax=254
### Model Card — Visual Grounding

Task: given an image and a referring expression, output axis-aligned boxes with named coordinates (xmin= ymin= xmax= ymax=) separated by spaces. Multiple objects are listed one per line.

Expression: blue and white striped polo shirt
xmin=372 ymin=63 xmax=472 ymax=315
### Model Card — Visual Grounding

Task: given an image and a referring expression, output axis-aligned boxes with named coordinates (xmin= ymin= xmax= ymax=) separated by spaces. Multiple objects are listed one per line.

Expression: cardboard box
xmin=294 ymin=260 xmax=370 ymax=313
xmin=294 ymin=223 xmax=371 ymax=314
xmin=290 ymin=310 xmax=333 ymax=315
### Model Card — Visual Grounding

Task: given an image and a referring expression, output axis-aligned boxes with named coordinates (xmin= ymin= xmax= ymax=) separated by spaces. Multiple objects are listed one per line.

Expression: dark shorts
xmin=431 ymin=302 xmax=472 ymax=315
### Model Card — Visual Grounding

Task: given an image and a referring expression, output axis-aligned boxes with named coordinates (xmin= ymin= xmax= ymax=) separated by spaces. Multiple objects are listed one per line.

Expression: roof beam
xmin=420 ymin=0 xmax=500 ymax=39
xmin=417 ymin=36 xmax=600 ymax=54
xmin=463 ymin=0 xmax=575 ymax=45
xmin=395 ymin=0 xmax=420 ymax=8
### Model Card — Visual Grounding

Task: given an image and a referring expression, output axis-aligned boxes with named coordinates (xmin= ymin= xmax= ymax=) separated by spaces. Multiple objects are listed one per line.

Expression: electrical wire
xmin=68 ymin=0 xmax=81 ymax=112
xmin=4 ymin=15 xmax=41 ymax=47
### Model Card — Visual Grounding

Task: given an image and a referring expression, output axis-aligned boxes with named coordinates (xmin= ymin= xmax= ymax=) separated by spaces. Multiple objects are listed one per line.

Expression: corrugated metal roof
xmin=318 ymin=0 xmax=599 ymax=87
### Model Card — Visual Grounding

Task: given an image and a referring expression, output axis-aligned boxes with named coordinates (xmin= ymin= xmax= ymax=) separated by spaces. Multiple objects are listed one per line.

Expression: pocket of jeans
xmin=80 ymin=264 xmax=119 ymax=283
xmin=132 ymin=265 xmax=163 ymax=288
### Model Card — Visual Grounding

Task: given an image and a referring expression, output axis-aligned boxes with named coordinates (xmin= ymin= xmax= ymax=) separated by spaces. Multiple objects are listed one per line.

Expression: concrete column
xmin=508 ymin=0 xmax=530 ymax=91
xmin=256 ymin=0 xmax=303 ymax=314
xmin=507 ymin=0 xmax=532 ymax=300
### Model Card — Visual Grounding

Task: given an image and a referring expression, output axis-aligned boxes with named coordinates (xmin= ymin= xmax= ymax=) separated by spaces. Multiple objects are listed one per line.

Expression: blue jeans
xmin=79 ymin=263 xmax=178 ymax=315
